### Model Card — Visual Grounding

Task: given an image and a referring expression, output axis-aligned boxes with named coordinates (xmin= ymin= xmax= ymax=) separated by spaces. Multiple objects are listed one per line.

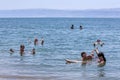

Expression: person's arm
xmin=94 ymin=48 xmax=99 ymax=55
xmin=88 ymin=50 xmax=95 ymax=58
xmin=98 ymin=61 xmax=105 ymax=67
xmin=90 ymin=50 xmax=95 ymax=57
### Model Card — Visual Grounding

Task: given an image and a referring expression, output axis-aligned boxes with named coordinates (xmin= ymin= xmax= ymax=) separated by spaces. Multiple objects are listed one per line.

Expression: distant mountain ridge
xmin=0 ymin=8 xmax=120 ymax=18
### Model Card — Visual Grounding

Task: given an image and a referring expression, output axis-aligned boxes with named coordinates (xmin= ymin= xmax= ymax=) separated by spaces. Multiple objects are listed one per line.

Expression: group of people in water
xmin=8 ymin=25 xmax=106 ymax=67
xmin=69 ymin=24 xmax=106 ymax=67
xmin=9 ymin=37 xmax=44 ymax=56
xmin=71 ymin=24 xmax=83 ymax=30
xmin=66 ymin=39 xmax=106 ymax=67
xmin=80 ymin=48 xmax=106 ymax=66
xmin=34 ymin=37 xmax=44 ymax=46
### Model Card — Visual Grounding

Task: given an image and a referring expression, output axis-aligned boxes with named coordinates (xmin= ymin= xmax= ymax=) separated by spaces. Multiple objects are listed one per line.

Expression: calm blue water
xmin=0 ymin=18 xmax=120 ymax=80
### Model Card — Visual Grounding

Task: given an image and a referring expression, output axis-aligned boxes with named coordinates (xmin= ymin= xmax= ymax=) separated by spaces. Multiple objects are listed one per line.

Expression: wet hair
xmin=81 ymin=52 xmax=86 ymax=57
xmin=98 ymin=52 xmax=106 ymax=62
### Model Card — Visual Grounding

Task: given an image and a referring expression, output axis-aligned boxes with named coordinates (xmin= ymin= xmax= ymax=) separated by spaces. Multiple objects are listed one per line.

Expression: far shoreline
xmin=0 ymin=17 xmax=120 ymax=19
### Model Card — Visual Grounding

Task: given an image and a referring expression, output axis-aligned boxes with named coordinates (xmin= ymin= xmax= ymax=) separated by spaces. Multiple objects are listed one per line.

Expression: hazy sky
xmin=0 ymin=0 xmax=120 ymax=10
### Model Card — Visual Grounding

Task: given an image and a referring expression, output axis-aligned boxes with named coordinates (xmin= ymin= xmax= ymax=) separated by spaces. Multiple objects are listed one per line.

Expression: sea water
xmin=0 ymin=18 xmax=120 ymax=80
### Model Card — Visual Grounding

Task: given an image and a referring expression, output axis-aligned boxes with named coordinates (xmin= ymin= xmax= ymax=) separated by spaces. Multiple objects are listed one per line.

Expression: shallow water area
xmin=0 ymin=18 xmax=120 ymax=80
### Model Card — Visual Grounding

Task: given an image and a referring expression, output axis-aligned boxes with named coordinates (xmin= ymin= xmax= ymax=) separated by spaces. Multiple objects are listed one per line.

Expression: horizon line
xmin=0 ymin=16 xmax=120 ymax=18
xmin=0 ymin=7 xmax=120 ymax=11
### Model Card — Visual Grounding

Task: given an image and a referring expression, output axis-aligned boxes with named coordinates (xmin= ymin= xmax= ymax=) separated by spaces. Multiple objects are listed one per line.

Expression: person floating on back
xmin=93 ymin=39 xmax=104 ymax=47
xmin=80 ymin=51 xmax=94 ymax=64
xmin=65 ymin=50 xmax=94 ymax=64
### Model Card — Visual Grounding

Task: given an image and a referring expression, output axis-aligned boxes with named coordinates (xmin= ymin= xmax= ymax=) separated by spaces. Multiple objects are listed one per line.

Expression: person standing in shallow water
xmin=40 ymin=37 xmax=44 ymax=46
xmin=34 ymin=38 xmax=38 ymax=46
xmin=20 ymin=44 xmax=25 ymax=56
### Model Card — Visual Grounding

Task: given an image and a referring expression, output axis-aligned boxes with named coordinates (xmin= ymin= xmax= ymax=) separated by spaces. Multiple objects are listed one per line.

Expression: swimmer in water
xmin=9 ymin=48 xmax=14 ymax=55
xmin=40 ymin=37 xmax=44 ymax=46
xmin=34 ymin=38 xmax=38 ymax=46
xmin=93 ymin=39 xmax=104 ymax=47
xmin=94 ymin=48 xmax=106 ymax=67
xmin=20 ymin=44 xmax=25 ymax=56
xmin=80 ymin=51 xmax=94 ymax=64
xmin=66 ymin=50 xmax=94 ymax=64
xmin=80 ymin=25 xmax=83 ymax=30
xmin=71 ymin=24 xmax=74 ymax=29
xmin=32 ymin=48 xmax=35 ymax=55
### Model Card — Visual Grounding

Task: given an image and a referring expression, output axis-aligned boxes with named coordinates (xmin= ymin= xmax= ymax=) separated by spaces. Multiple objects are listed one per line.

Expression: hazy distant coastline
xmin=0 ymin=8 xmax=120 ymax=18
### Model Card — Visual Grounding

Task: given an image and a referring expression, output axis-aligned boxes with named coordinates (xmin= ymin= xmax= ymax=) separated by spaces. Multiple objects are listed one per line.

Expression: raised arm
xmin=94 ymin=48 xmax=99 ymax=55
xmin=90 ymin=50 xmax=95 ymax=57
